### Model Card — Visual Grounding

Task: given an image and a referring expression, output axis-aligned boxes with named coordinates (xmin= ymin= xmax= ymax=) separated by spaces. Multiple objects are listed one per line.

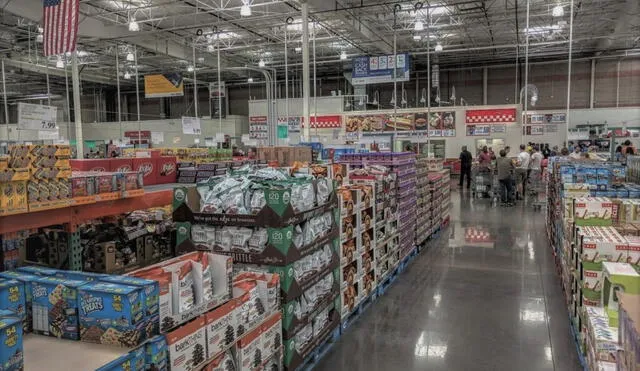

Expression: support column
xmin=301 ymin=0 xmax=310 ymax=141
xmin=71 ymin=52 xmax=84 ymax=159
xmin=483 ymin=67 xmax=488 ymax=105
xmin=589 ymin=59 xmax=595 ymax=109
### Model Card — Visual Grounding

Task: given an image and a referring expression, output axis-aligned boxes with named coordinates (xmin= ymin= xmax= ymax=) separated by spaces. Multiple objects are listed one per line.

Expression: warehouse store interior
xmin=0 ymin=0 xmax=638 ymax=371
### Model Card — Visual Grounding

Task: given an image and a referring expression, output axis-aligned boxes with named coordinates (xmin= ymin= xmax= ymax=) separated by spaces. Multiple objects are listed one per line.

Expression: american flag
xmin=43 ymin=0 xmax=79 ymax=57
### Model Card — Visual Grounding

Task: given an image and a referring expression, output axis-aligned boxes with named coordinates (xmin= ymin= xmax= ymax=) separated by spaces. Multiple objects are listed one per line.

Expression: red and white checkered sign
xmin=301 ymin=115 xmax=343 ymax=129
xmin=465 ymin=108 xmax=517 ymax=124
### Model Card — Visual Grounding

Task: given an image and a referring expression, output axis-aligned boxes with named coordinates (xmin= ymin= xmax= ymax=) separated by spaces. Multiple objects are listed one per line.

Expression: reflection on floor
xmin=314 ymin=187 xmax=582 ymax=371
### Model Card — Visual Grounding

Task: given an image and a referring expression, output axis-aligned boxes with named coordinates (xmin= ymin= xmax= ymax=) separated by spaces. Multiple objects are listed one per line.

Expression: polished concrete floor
xmin=315 ymin=188 xmax=582 ymax=371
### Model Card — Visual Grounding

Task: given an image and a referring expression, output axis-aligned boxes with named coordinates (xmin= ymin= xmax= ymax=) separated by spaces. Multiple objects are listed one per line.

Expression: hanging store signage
xmin=124 ymin=131 xmax=151 ymax=139
xmin=491 ymin=125 xmax=506 ymax=134
xmin=249 ymin=116 xmax=268 ymax=139
xmin=209 ymin=82 xmax=226 ymax=98
xmin=526 ymin=112 xmax=566 ymax=124
xmin=17 ymin=103 xmax=57 ymax=131
xmin=466 ymin=125 xmax=490 ymax=136
xmin=345 ymin=111 xmax=455 ymax=137
xmin=144 ymin=73 xmax=184 ymax=98
xmin=278 ymin=116 xmax=301 ymax=133
xmin=530 ymin=125 xmax=544 ymax=135
xmin=351 ymin=53 xmax=411 ymax=85
xmin=301 ymin=115 xmax=342 ymax=129
xmin=465 ymin=108 xmax=517 ymax=124
xmin=181 ymin=117 xmax=202 ymax=135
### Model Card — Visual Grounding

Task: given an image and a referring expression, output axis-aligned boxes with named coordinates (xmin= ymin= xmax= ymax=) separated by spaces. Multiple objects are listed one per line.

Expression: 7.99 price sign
xmin=18 ymin=103 xmax=58 ymax=131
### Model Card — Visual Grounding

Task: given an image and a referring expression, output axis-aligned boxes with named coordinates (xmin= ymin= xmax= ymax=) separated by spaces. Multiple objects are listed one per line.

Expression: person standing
xmin=569 ymin=146 xmax=582 ymax=159
xmin=530 ymin=146 xmax=543 ymax=171
xmin=459 ymin=146 xmax=473 ymax=189
xmin=496 ymin=149 xmax=515 ymax=206
xmin=515 ymin=144 xmax=530 ymax=200
xmin=478 ymin=146 xmax=492 ymax=169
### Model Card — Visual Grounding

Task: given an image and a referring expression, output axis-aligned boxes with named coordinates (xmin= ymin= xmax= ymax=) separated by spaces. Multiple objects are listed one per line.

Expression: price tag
xmin=182 ymin=116 xmax=202 ymax=135
xmin=18 ymin=103 xmax=57 ymax=131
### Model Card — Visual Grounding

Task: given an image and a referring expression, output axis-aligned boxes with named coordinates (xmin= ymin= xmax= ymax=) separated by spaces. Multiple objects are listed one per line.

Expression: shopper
xmin=551 ymin=146 xmax=558 ymax=157
xmin=478 ymin=146 xmax=492 ymax=169
xmin=489 ymin=147 xmax=496 ymax=160
xmin=496 ymin=149 xmax=514 ymax=206
xmin=616 ymin=145 xmax=624 ymax=162
xmin=542 ymin=144 xmax=551 ymax=159
xmin=530 ymin=146 xmax=543 ymax=171
xmin=515 ymin=144 xmax=530 ymax=200
xmin=504 ymin=146 xmax=511 ymax=156
xmin=569 ymin=146 xmax=582 ymax=159
xmin=459 ymin=146 xmax=473 ymax=189
xmin=561 ymin=147 xmax=570 ymax=156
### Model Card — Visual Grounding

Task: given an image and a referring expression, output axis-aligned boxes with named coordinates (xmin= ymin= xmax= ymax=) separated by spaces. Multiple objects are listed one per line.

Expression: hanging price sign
xmin=18 ymin=103 xmax=57 ymax=131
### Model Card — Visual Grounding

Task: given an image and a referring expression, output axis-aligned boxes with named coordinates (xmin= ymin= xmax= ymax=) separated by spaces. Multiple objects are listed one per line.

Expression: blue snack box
xmin=0 ymin=271 xmax=41 ymax=332
xmin=78 ymin=282 xmax=145 ymax=347
xmin=100 ymin=275 xmax=160 ymax=338
xmin=0 ymin=309 xmax=16 ymax=318
xmin=55 ymin=271 xmax=110 ymax=282
xmin=31 ymin=276 xmax=86 ymax=340
xmin=0 ymin=317 xmax=23 ymax=371
xmin=16 ymin=266 xmax=59 ymax=276
xmin=130 ymin=346 xmax=145 ymax=371
xmin=146 ymin=335 xmax=168 ymax=371
xmin=96 ymin=352 xmax=134 ymax=371
xmin=0 ymin=280 xmax=26 ymax=326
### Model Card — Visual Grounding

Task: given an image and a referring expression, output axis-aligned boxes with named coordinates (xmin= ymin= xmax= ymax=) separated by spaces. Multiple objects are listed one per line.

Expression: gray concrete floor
xmin=315 ymin=187 xmax=582 ymax=371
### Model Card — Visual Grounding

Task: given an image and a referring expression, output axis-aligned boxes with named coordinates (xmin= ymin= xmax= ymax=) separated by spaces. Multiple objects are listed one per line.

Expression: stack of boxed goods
xmin=336 ymin=184 xmax=376 ymax=319
xmin=349 ymin=166 xmax=399 ymax=289
xmin=172 ymin=165 xmax=340 ymax=370
xmin=158 ymin=148 xmax=233 ymax=164
xmin=177 ymin=160 xmax=266 ymax=184
xmin=617 ymin=292 xmax=640 ymax=371
xmin=0 ymin=144 xmax=72 ymax=215
xmin=72 ymin=154 xmax=178 ymax=186
xmin=415 ymin=155 xmax=431 ymax=245
xmin=256 ymin=146 xmax=313 ymax=167
xmin=339 ymin=152 xmax=417 ymax=261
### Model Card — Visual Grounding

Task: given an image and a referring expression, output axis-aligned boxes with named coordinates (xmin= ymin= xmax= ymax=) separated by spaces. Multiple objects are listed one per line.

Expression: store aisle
xmin=315 ymin=189 xmax=582 ymax=371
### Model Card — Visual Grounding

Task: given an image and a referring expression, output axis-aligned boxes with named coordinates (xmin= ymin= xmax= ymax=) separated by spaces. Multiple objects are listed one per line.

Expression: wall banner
xmin=345 ymin=111 xmax=455 ymax=137
xmin=465 ymin=108 xmax=517 ymax=124
xmin=144 ymin=73 xmax=184 ymax=98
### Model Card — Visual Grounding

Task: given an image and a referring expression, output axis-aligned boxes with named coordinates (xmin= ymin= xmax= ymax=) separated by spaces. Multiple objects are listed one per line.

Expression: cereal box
xmin=0 ymin=317 xmax=23 ymax=371
xmin=95 ymin=352 xmax=133 ymax=371
xmin=204 ymin=299 xmax=237 ymax=359
xmin=31 ymin=276 xmax=86 ymax=340
xmin=146 ymin=335 xmax=168 ymax=371
xmin=78 ymin=282 xmax=145 ymax=347
xmin=0 ymin=280 xmax=26 ymax=328
xmin=100 ymin=275 xmax=160 ymax=339
xmin=166 ymin=317 xmax=207 ymax=371
xmin=0 ymin=271 xmax=39 ymax=332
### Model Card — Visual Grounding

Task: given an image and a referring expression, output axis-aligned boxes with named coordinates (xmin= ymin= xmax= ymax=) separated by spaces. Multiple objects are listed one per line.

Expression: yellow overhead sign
xmin=144 ymin=73 xmax=184 ymax=98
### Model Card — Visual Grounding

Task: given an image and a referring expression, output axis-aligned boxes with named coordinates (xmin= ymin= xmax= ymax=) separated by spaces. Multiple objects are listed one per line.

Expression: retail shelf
xmin=0 ymin=189 xmax=172 ymax=235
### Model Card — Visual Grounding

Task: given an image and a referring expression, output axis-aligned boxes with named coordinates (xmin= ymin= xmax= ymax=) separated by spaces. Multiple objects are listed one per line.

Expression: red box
xmin=156 ymin=156 xmax=177 ymax=184
xmin=109 ymin=158 xmax=133 ymax=172
xmin=70 ymin=159 xmax=110 ymax=172
xmin=132 ymin=157 xmax=157 ymax=186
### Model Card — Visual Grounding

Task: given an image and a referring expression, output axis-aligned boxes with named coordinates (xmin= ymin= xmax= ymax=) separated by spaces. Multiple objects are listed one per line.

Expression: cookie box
xmin=78 ymin=281 xmax=145 ymax=347
xmin=31 ymin=276 xmax=87 ymax=340
xmin=0 ymin=317 xmax=23 ymax=371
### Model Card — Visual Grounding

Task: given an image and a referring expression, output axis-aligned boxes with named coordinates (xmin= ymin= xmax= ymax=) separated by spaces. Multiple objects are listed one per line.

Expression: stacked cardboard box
xmin=256 ymin=146 xmax=313 ymax=167
xmin=617 ymin=292 xmax=640 ymax=371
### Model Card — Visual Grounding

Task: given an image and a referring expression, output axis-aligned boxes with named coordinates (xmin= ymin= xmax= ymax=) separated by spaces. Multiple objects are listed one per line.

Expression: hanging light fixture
xmin=240 ymin=2 xmax=252 ymax=17
xmin=414 ymin=20 xmax=424 ymax=31
xmin=126 ymin=52 xmax=135 ymax=62
xmin=248 ymin=77 xmax=254 ymax=83
xmin=294 ymin=46 xmax=302 ymax=53
xmin=372 ymin=90 xmax=379 ymax=106
xmin=124 ymin=71 xmax=131 ymax=79
xmin=128 ymin=17 xmax=140 ymax=32
xmin=390 ymin=91 xmax=396 ymax=106
xmin=56 ymin=56 xmax=64 ymax=68
xmin=435 ymin=42 xmax=443 ymax=52
xmin=258 ymin=59 xmax=265 ymax=67
xmin=340 ymin=51 xmax=347 ymax=60
xmin=413 ymin=35 xmax=422 ymax=41
xmin=420 ymin=88 xmax=427 ymax=104
xmin=36 ymin=27 xmax=44 ymax=43
xmin=552 ymin=5 xmax=564 ymax=17
xmin=187 ymin=65 xmax=195 ymax=72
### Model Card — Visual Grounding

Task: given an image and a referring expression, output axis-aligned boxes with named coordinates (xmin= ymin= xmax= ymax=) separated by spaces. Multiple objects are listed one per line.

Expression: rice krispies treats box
xmin=31 ymin=277 xmax=87 ymax=340
xmin=0 ymin=317 xmax=23 ymax=371
xmin=100 ymin=275 xmax=160 ymax=339
xmin=55 ymin=271 xmax=110 ymax=282
xmin=95 ymin=352 xmax=133 ymax=371
xmin=0 ymin=279 xmax=26 ymax=332
xmin=78 ymin=282 xmax=145 ymax=347
xmin=166 ymin=316 xmax=207 ymax=371
xmin=16 ymin=266 xmax=58 ymax=276
xmin=204 ymin=298 xmax=237 ymax=359
xmin=0 ymin=271 xmax=39 ymax=332
xmin=145 ymin=335 xmax=168 ymax=371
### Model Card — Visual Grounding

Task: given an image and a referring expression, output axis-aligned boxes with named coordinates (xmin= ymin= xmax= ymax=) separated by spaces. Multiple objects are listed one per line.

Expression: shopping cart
xmin=527 ymin=169 xmax=546 ymax=211
xmin=471 ymin=165 xmax=496 ymax=199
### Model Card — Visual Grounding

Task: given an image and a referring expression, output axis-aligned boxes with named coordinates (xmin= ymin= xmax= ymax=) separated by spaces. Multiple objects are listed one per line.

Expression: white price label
xmin=18 ymin=103 xmax=57 ymax=131
xmin=182 ymin=116 xmax=202 ymax=135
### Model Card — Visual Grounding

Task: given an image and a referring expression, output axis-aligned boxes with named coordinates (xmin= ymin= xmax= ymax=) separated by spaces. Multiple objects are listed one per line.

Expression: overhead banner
xmin=301 ymin=115 xmax=343 ymax=129
xmin=345 ymin=111 xmax=455 ymax=137
xmin=144 ymin=73 xmax=184 ymax=98
xmin=17 ymin=103 xmax=57 ymax=131
xmin=181 ymin=117 xmax=202 ymax=135
xmin=351 ymin=53 xmax=411 ymax=85
xmin=465 ymin=108 xmax=517 ymax=124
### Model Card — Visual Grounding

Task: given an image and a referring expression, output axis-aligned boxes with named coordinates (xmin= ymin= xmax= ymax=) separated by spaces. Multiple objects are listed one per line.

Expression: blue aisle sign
xmin=352 ymin=53 xmax=411 ymax=85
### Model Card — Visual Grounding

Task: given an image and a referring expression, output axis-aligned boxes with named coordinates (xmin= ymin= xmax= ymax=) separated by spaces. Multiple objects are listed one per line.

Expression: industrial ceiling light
xmin=248 ymin=77 xmax=254 ymax=83
xmin=413 ymin=35 xmax=422 ymax=41
xmin=36 ymin=27 xmax=43 ymax=43
xmin=240 ymin=3 xmax=251 ymax=17
xmin=295 ymin=46 xmax=302 ymax=53
xmin=258 ymin=59 xmax=265 ymax=67
xmin=414 ymin=20 xmax=424 ymax=31
xmin=552 ymin=5 xmax=564 ymax=17
xmin=128 ymin=18 xmax=140 ymax=32
xmin=435 ymin=42 xmax=443 ymax=52
xmin=187 ymin=65 xmax=195 ymax=72
xmin=340 ymin=51 xmax=347 ymax=60
xmin=56 ymin=56 xmax=64 ymax=68
xmin=126 ymin=52 xmax=135 ymax=61
xmin=124 ymin=71 xmax=131 ymax=79
xmin=207 ymin=44 xmax=215 ymax=52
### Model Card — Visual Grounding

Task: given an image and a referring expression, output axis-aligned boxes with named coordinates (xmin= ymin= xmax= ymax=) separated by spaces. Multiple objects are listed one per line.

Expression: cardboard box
xmin=70 ymin=159 xmax=110 ymax=172
xmin=31 ymin=276 xmax=87 ymax=340
xmin=204 ymin=299 xmax=237 ymax=359
xmin=109 ymin=158 xmax=134 ymax=172
xmin=236 ymin=318 xmax=264 ymax=371
xmin=0 ymin=279 xmax=26 ymax=327
xmin=618 ymin=292 xmax=640 ymax=371
xmin=0 ymin=181 xmax=28 ymax=214
xmin=133 ymin=158 xmax=158 ymax=186
xmin=574 ymin=198 xmax=614 ymax=226
xmin=166 ymin=317 xmax=207 ymax=371
xmin=145 ymin=335 xmax=168 ymax=371
xmin=0 ymin=272 xmax=40 ymax=332
xmin=602 ymin=262 xmax=640 ymax=326
xmin=157 ymin=156 xmax=178 ymax=184
xmin=0 ymin=317 xmax=23 ymax=371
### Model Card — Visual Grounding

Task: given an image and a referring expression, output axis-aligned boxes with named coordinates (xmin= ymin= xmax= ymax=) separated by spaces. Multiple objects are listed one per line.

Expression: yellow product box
xmin=0 ymin=181 xmax=28 ymax=214
xmin=0 ymin=156 xmax=8 ymax=170
xmin=0 ymin=168 xmax=30 ymax=183
xmin=8 ymin=156 xmax=30 ymax=169
xmin=30 ymin=167 xmax=72 ymax=181
xmin=8 ymin=145 xmax=29 ymax=158
xmin=28 ymin=155 xmax=71 ymax=169
xmin=27 ymin=180 xmax=52 ymax=203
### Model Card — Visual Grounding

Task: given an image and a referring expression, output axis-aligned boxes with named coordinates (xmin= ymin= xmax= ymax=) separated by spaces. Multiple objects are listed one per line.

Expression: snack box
xmin=204 ymin=299 xmax=237 ymax=359
xmin=31 ymin=276 xmax=87 ymax=340
xmin=0 ymin=279 xmax=26 ymax=325
xmin=574 ymin=198 xmax=614 ymax=227
xmin=166 ymin=316 xmax=207 ymax=371
xmin=95 ymin=352 xmax=133 ymax=371
xmin=100 ymin=275 xmax=160 ymax=338
xmin=602 ymin=262 xmax=640 ymax=327
xmin=130 ymin=346 xmax=146 ymax=371
xmin=0 ymin=317 xmax=23 ymax=371
xmin=78 ymin=281 xmax=145 ymax=347
xmin=202 ymin=351 xmax=235 ymax=371
xmin=16 ymin=266 xmax=59 ymax=276
xmin=0 ymin=271 xmax=40 ymax=331
xmin=54 ymin=271 xmax=110 ymax=282
xmin=146 ymin=335 xmax=168 ymax=371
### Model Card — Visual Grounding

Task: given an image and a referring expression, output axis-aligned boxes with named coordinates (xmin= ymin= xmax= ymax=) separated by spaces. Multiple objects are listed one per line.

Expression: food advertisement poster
xmin=351 ymin=53 xmax=411 ymax=85
xmin=144 ymin=73 xmax=184 ymax=98
xmin=466 ymin=125 xmax=490 ymax=136
xmin=345 ymin=111 xmax=456 ymax=137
